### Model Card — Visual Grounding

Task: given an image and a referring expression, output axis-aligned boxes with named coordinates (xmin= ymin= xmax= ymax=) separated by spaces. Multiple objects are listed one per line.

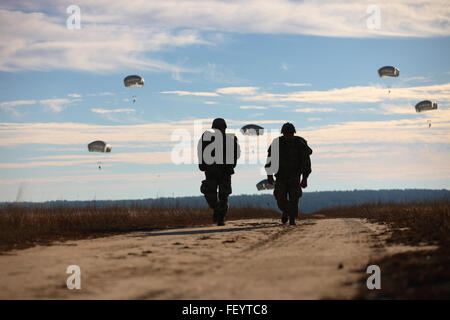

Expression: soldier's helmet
xmin=212 ymin=118 xmax=227 ymax=129
xmin=281 ymin=122 xmax=296 ymax=134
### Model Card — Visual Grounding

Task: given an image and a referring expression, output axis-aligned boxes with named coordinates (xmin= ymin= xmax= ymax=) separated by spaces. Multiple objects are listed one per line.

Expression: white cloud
xmin=68 ymin=93 xmax=82 ymax=98
xmin=0 ymin=99 xmax=37 ymax=116
xmin=379 ymin=103 xmax=415 ymax=115
xmin=1 ymin=98 xmax=81 ymax=114
xmin=161 ymin=87 xmax=260 ymax=97
xmin=204 ymin=101 xmax=217 ymax=104
xmin=5 ymin=0 xmax=447 ymax=38
xmin=39 ymin=98 xmax=78 ymax=113
xmin=281 ymin=63 xmax=288 ymax=71
xmin=91 ymin=108 xmax=135 ymax=114
xmin=240 ymin=105 xmax=267 ymax=110
xmin=216 ymin=87 xmax=260 ymax=95
xmin=245 ymin=83 xmax=450 ymax=104
xmin=0 ymin=1 xmax=448 ymax=73
xmin=0 ymin=170 xmax=200 ymax=184
xmin=305 ymin=114 xmax=450 ymax=146
xmin=275 ymin=82 xmax=312 ymax=87
xmin=0 ymin=8 xmax=206 ymax=72
xmin=160 ymin=91 xmax=219 ymax=97
xmin=272 ymin=104 xmax=288 ymax=108
xmin=1 ymin=110 xmax=449 ymax=153
xmin=98 ymin=92 xmax=115 ymax=96
xmin=295 ymin=108 xmax=335 ymax=113
xmin=0 ymin=119 xmax=209 ymax=147
xmin=400 ymin=76 xmax=431 ymax=83
xmin=87 ymin=92 xmax=115 ymax=97
xmin=0 ymin=100 xmax=36 ymax=109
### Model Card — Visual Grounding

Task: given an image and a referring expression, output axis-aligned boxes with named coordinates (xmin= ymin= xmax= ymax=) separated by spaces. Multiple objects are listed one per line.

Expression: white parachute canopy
xmin=256 ymin=179 xmax=274 ymax=191
xmin=241 ymin=124 xmax=264 ymax=136
xmin=415 ymin=100 xmax=438 ymax=113
xmin=88 ymin=141 xmax=111 ymax=153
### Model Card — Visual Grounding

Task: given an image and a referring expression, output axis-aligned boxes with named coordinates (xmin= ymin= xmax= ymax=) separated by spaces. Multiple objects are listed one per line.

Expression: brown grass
xmin=313 ymin=200 xmax=450 ymax=299
xmin=2 ymin=200 xmax=449 ymax=298
xmin=0 ymin=203 xmax=278 ymax=253
xmin=312 ymin=200 xmax=450 ymax=247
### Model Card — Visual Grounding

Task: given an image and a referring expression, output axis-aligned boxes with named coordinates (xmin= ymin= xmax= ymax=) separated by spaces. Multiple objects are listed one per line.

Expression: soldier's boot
xmin=213 ymin=210 xmax=219 ymax=223
xmin=275 ymin=197 xmax=289 ymax=224
xmin=289 ymin=216 xmax=296 ymax=225
xmin=203 ymin=193 xmax=219 ymax=223
xmin=281 ymin=212 xmax=288 ymax=224
xmin=216 ymin=209 xmax=226 ymax=226
xmin=217 ymin=215 xmax=225 ymax=226
xmin=275 ymin=187 xmax=290 ymax=222
xmin=288 ymin=200 xmax=298 ymax=226
xmin=217 ymin=195 xmax=228 ymax=226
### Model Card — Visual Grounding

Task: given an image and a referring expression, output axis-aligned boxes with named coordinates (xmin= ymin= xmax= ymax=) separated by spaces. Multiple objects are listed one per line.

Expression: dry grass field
xmin=313 ymin=200 xmax=450 ymax=299
xmin=0 ymin=203 xmax=279 ymax=252
xmin=1 ymin=200 xmax=448 ymax=299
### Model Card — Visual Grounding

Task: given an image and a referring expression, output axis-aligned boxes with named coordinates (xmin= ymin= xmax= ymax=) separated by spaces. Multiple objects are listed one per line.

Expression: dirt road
xmin=0 ymin=218 xmax=391 ymax=299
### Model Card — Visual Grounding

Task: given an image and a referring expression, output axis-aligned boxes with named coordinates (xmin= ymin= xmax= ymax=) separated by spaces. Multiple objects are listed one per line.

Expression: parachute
xmin=88 ymin=141 xmax=111 ymax=153
xmin=124 ymin=75 xmax=144 ymax=87
xmin=241 ymin=124 xmax=264 ymax=136
xmin=378 ymin=66 xmax=399 ymax=94
xmin=88 ymin=141 xmax=111 ymax=170
xmin=378 ymin=66 xmax=399 ymax=78
xmin=124 ymin=75 xmax=144 ymax=104
xmin=415 ymin=100 xmax=438 ymax=113
xmin=256 ymin=179 xmax=274 ymax=191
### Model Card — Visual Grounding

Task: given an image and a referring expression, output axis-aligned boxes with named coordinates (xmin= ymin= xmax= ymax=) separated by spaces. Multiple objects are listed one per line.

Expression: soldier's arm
xmin=300 ymin=138 xmax=312 ymax=180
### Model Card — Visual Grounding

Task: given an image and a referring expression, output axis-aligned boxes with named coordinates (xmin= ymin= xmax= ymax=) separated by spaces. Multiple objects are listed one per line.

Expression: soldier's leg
xmin=200 ymin=178 xmax=219 ymax=221
xmin=287 ymin=176 xmax=302 ymax=225
xmin=217 ymin=174 xmax=232 ymax=225
xmin=274 ymin=179 xmax=289 ymax=223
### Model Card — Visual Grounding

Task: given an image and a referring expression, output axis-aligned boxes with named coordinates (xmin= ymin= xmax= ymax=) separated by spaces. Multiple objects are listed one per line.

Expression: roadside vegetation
xmin=313 ymin=200 xmax=449 ymax=299
xmin=0 ymin=203 xmax=278 ymax=252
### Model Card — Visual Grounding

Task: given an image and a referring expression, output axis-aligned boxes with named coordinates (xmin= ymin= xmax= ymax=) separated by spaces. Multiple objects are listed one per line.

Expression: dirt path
xmin=0 ymin=218 xmax=390 ymax=299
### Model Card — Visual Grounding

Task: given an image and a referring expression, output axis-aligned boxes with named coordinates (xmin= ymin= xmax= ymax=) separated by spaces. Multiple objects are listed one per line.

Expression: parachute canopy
xmin=256 ymin=179 xmax=274 ymax=191
xmin=241 ymin=124 xmax=264 ymax=136
xmin=124 ymin=75 xmax=144 ymax=87
xmin=88 ymin=141 xmax=111 ymax=153
xmin=378 ymin=66 xmax=399 ymax=78
xmin=415 ymin=100 xmax=438 ymax=113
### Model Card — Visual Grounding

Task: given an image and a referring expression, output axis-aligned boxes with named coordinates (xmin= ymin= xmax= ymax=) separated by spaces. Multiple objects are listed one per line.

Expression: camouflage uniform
xmin=198 ymin=129 xmax=240 ymax=224
xmin=265 ymin=135 xmax=312 ymax=219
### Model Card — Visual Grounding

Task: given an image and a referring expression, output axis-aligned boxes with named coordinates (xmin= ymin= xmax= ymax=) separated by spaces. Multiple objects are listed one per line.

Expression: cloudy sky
xmin=0 ymin=0 xmax=449 ymax=202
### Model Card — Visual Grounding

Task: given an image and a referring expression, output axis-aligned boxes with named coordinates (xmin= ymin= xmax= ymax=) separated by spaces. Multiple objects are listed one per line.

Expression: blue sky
xmin=0 ymin=0 xmax=449 ymax=202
